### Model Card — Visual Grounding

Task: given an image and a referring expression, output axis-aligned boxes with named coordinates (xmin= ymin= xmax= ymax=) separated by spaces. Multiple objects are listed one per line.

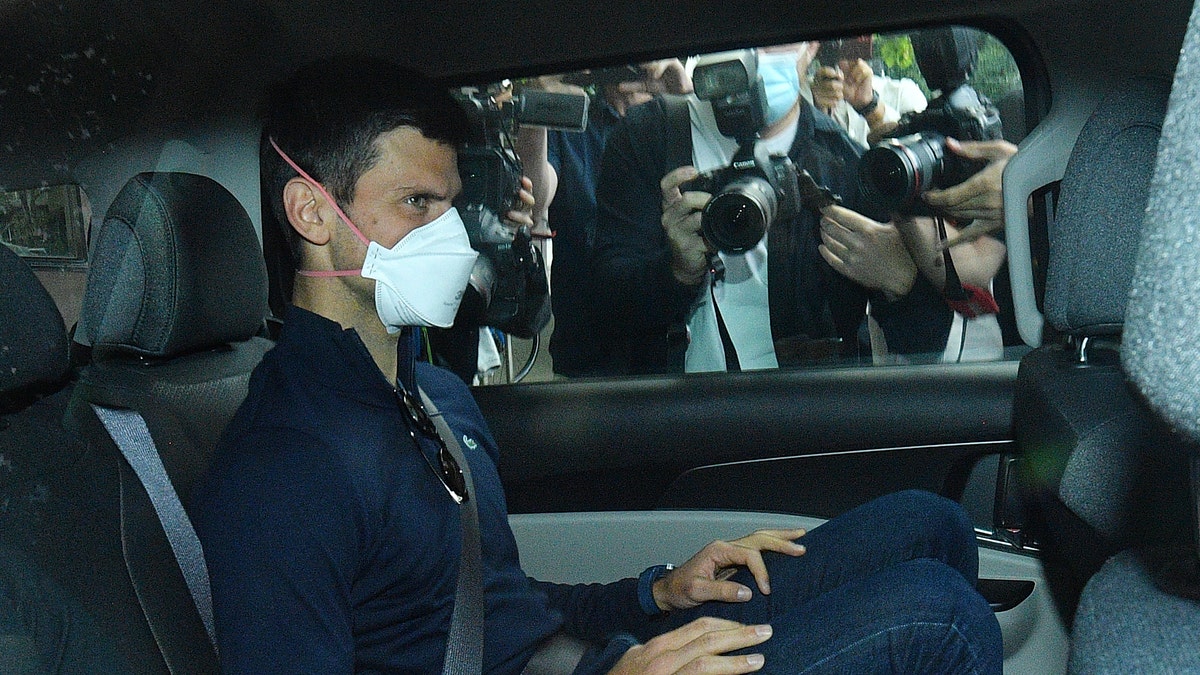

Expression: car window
xmin=0 ymin=184 xmax=91 ymax=328
xmin=455 ymin=27 xmax=1027 ymax=385
xmin=0 ymin=184 xmax=89 ymax=264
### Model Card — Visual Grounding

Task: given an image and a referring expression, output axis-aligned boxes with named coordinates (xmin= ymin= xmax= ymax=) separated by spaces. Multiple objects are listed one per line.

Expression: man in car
xmin=191 ymin=55 xmax=1002 ymax=674
xmin=592 ymin=42 xmax=1010 ymax=372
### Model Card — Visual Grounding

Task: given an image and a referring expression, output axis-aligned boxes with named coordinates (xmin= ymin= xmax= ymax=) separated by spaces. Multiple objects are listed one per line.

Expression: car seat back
xmin=0 ymin=245 xmax=145 ymax=669
xmin=1069 ymin=11 xmax=1200 ymax=668
xmin=1014 ymin=76 xmax=1193 ymax=624
xmin=65 ymin=171 xmax=272 ymax=673
xmin=0 ymin=241 xmax=74 ymax=562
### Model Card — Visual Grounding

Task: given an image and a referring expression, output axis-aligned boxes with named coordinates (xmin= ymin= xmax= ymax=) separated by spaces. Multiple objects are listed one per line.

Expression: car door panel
xmin=478 ymin=360 xmax=1017 ymax=520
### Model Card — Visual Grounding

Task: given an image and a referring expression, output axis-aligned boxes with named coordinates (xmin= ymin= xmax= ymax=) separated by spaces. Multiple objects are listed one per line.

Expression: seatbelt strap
xmin=420 ymin=389 xmax=484 ymax=675
xmin=90 ymin=404 xmax=218 ymax=651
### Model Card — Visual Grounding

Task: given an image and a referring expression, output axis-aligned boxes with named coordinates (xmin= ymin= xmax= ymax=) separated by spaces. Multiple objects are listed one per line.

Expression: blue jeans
xmin=653 ymin=490 xmax=1002 ymax=674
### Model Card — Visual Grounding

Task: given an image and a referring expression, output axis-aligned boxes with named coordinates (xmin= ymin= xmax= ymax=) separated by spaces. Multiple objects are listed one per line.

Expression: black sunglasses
xmin=395 ymin=387 xmax=469 ymax=504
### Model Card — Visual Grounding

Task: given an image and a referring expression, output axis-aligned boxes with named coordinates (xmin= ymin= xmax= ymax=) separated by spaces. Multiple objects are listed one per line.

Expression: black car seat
xmin=0 ymin=245 xmax=139 ymax=672
xmin=0 ymin=244 xmax=74 ymax=530
xmin=1014 ymin=75 xmax=1193 ymax=625
xmin=1068 ymin=5 xmax=1200 ymax=668
xmin=65 ymin=171 xmax=272 ymax=673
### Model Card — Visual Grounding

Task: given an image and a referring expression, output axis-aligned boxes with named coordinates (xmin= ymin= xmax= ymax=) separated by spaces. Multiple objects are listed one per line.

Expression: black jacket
xmin=592 ymin=95 xmax=950 ymax=374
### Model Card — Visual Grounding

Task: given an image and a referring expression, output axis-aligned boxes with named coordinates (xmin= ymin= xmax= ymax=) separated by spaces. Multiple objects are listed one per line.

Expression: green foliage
xmin=878 ymin=35 xmax=916 ymax=73
xmin=870 ymin=29 xmax=1022 ymax=104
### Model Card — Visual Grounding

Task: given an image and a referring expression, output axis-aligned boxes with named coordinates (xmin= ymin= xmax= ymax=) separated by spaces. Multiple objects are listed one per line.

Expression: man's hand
xmin=661 ymin=166 xmax=714 ymax=286
xmin=922 ymin=138 xmax=1018 ymax=248
xmin=810 ymin=66 xmax=844 ymax=115
xmin=504 ymin=175 xmax=537 ymax=229
xmin=652 ymin=528 xmax=806 ymax=612
xmin=639 ymin=59 xmax=693 ymax=95
xmin=839 ymin=58 xmax=875 ymax=111
xmin=607 ymin=618 xmax=772 ymax=675
xmin=818 ymin=205 xmax=918 ymax=300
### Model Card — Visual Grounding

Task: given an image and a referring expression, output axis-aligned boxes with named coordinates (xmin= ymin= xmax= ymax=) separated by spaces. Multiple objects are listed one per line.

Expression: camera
xmin=816 ymin=36 xmax=874 ymax=68
xmin=454 ymin=85 xmax=588 ymax=216
xmin=857 ymin=85 xmax=1003 ymax=214
xmin=452 ymin=85 xmax=587 ymax=336
xmin=857 ymin=28 xmax=1004 ymax=215
xmin=681 ymin=150 xmax=801 ymax=253
xmin=685 ymin=49 xmax=803 ymax=253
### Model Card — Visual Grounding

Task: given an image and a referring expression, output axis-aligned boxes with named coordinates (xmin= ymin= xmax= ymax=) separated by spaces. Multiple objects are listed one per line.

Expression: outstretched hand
xmin=840 ymin=58 xmax=876 ymax=111
xmin=818 ymin=205 xmax=918 ymax=299
xmin=652 ymin=528 xmax=806 ymax=612
xmin=607 ymin=617 xmax=772 ymax=675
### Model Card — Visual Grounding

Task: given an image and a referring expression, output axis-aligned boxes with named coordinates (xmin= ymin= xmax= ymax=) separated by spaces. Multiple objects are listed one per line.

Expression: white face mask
xmin=361 ymin=207 xmax=478 ymax=332
xmin=271 ymin=137 xmax=479 ymax=332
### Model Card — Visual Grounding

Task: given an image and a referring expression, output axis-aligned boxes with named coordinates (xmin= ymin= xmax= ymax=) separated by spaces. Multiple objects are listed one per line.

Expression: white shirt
xmin=683 ymin=98 xmax=798 ymax=373
xmin=801 ymin=75 xmax=928 ymax=149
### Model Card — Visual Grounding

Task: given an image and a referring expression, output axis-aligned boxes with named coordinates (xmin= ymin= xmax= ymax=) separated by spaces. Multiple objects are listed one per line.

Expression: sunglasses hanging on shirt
xmin=395 ymin=386 xmax=469 ymax=504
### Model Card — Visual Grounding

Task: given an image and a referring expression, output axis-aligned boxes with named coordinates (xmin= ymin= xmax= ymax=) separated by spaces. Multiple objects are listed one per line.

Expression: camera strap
xmin=936 ymin=216 xmax=999 ymax=319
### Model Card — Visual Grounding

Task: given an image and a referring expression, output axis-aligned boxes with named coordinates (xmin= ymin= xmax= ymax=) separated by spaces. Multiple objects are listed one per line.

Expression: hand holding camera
xmin=661 ymin=166 xmax=715 ymax=286
xmin=922 ymin=138 xmax=1017 ymax=247
xmin=451 ymin=85 xmax=587 ymax=337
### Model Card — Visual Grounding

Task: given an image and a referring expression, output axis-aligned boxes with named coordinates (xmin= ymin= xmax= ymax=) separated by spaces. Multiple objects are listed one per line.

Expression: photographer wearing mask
xmin=593 ymin=41 xmax=1009 ymax=372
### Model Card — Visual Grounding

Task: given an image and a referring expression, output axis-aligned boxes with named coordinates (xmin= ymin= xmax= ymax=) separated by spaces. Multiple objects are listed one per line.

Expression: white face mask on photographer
xmin=271 ymin=137 xmax=479 ymax=332
xmin=757 ymin=50 xmax=802 ymax=125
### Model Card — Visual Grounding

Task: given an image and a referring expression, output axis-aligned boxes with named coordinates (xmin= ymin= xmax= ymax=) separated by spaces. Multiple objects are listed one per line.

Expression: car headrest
xmin=78 ymin=172 xmax=268 ymax=359
xmin=1124 ymin=57 xmax=1200 ymax=440
xmin=1044 ymin=76 xmax=1172 ymax=337
xmin=0 ymin=245 xmax=70 ymax=397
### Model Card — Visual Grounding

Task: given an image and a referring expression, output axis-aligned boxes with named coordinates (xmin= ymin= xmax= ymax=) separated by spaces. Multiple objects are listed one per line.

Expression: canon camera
xmin=857 ymin=85 xmax=1003 ymax=215
xmin=857 ymin=28 xmax=1004 ymax=215
xmin=683 ymin=49 xmax=803 ymax=253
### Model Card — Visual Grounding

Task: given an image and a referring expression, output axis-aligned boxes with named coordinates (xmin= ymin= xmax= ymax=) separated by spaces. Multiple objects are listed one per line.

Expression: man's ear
xmin=282 ymin=178 xmax=333 ymax=246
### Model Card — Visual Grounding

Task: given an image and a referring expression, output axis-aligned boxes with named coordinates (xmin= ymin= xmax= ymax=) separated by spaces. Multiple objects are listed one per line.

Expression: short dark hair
xmin=258 ymin=56 xmax=470 ymax=312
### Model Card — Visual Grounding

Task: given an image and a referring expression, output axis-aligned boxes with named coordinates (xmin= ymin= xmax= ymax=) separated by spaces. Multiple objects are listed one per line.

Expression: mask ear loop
xmin=269 ymin=136 xmax=368 ymax=277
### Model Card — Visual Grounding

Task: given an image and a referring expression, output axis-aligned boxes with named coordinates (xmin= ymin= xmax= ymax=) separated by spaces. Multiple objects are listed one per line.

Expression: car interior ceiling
xmin=5 ymin=0 xmax=1200 ymax=672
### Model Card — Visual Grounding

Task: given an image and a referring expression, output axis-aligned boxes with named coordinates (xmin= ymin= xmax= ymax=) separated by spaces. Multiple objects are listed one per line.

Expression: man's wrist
xmin=637 ymin=564 xmax=674 ymax=615
xmin=854 ymin=90 xmax=880 ymax=116
xmin=881 ymin=266 xmax=918 ymax=302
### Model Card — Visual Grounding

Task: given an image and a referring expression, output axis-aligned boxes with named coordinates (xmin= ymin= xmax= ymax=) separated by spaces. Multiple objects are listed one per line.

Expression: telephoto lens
xmin=858 ymin=132 xmax=948 ymax=214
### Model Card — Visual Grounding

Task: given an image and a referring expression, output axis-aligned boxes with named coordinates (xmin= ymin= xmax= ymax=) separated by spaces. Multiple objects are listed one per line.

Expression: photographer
xmin=805 ymin=39 xmax=928 ymax=148
xmin=594 ymin=43 xmax=1003 ymax=373
xmin=521 ymin=60 xmax=693 ymax=377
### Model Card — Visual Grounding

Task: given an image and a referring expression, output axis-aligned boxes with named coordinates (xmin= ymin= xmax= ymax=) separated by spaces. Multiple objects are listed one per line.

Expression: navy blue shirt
xmin=192 ymin=308 xmax=653 ymax=673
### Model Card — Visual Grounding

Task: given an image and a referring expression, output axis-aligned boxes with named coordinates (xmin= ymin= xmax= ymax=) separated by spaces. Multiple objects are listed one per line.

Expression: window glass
xmin=0 ymin=184 xmax=89 ymax=265
xmin=450 ymin=27 xmax=1026 ymax=385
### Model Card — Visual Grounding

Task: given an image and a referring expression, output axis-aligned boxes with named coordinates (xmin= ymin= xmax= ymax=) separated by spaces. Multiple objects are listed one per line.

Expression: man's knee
xmin=881 ymin=489 xmax=973 ymax=534
xmin=871 ymin=559 xmax=1002 ymax=673
xmin=877 ymin=490 xmax=979 ymax=572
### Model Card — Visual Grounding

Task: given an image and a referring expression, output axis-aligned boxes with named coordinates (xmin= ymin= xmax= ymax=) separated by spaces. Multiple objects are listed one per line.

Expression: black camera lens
xmin=859 ymin=133 xmax=947 ymax=213
xmin=701 ymin=175 xmax=776 ymax=253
